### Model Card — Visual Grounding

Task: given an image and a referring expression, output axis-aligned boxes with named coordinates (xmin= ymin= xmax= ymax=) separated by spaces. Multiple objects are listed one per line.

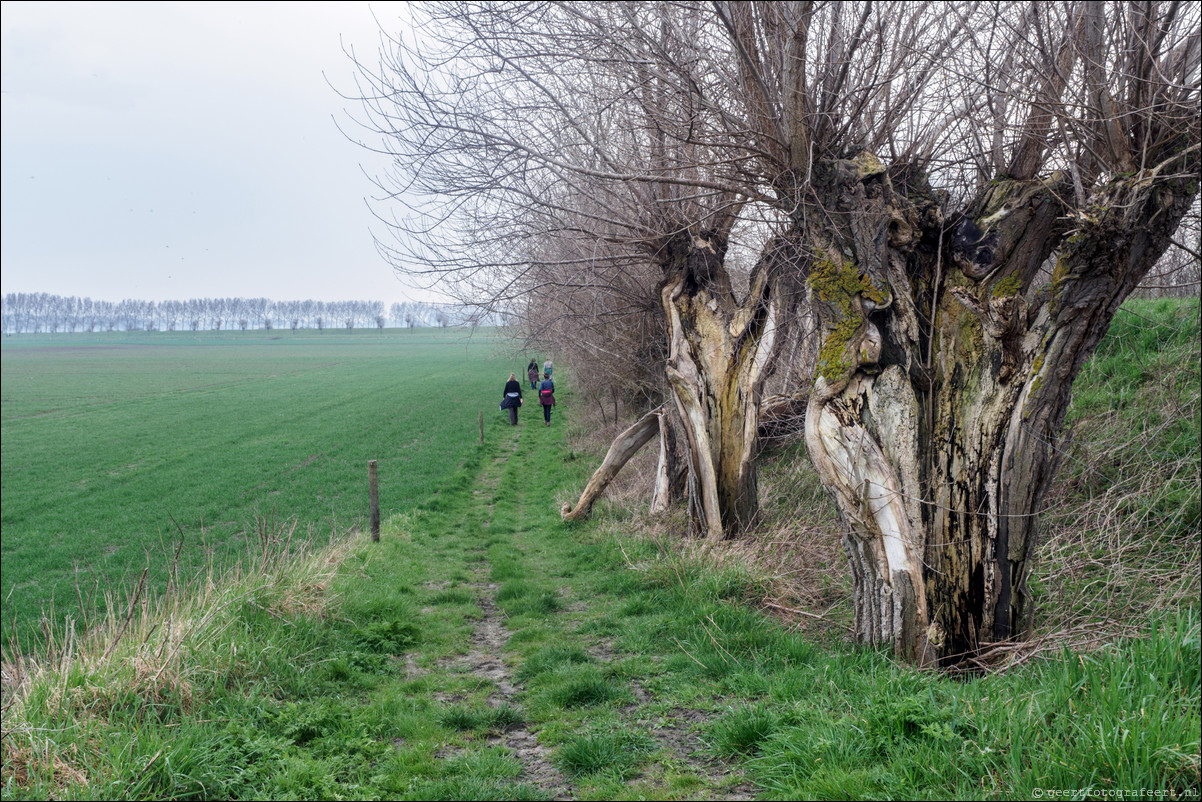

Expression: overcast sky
xmin=0 ymin=1 xmax=437 ymax=305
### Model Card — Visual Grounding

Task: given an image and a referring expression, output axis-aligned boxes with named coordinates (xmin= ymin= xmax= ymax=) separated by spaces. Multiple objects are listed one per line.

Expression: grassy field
xmin=2 ymin=302 xmax=1198 ymax=800
xmin=3 ymin=371 xmax=1196 ymax=799
xmin=1 ymin=327 xmax=533 ymax=648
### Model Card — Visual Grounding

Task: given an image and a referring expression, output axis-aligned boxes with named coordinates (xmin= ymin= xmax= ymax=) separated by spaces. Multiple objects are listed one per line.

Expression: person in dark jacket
xmin=501 ymin=373 xmax=523 ymax=425
xmin=538 ymin=373 xmax=555 ymax=426
xmin=527 ymin=360 xmax=540 ymax=389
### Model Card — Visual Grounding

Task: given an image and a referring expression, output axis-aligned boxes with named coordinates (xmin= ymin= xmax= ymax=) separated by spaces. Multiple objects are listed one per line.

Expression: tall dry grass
xmin=1 ymin=515 xmax=362 ymax=789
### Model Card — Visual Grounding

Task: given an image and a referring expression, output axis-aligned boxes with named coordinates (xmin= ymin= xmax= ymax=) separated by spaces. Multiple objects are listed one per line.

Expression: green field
xmin=4 ymin=358 xmax=1196 ymax=800
xmin=1 ymin=304 xmax=1197 ymax=800
xmin=1 ymin=327 xmax=531 ymax=647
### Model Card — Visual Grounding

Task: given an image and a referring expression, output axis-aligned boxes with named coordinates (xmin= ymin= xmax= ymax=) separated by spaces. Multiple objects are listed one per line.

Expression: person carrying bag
xmin=538 ymin=373 xmax=556 ymax=426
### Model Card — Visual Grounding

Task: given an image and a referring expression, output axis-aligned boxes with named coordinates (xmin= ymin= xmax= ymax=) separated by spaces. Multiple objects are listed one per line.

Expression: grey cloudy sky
xmin=1 ymin=1 xmax=431 ymax=304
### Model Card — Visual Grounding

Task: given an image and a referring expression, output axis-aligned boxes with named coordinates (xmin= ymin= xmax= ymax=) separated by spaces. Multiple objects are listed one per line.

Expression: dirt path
xmin=454 ymin=432 xmax=576 ymax=797
xmin=451 ymin=580 xmax=574 ymax=798
xmin=425 ymin=422 xmax=756 ymax=800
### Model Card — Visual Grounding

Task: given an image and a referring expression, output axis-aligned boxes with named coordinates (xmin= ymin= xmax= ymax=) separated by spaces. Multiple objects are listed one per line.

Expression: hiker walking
xmin=501 ymin=372 xmax=523 ymax=425
xmin=538 ymin=372 xmax=556 ymax=426
xmin=527 ymin=359 xmax=540 ymax=390
xmin=543 ymin=358 xmax=553 ymax=378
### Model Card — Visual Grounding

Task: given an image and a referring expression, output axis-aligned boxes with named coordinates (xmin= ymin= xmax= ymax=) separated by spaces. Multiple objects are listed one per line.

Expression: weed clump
xmin=543 ymin=665 xmax=626 ymax=708
xmin=706 ymin=703 xmax=781 ymax=756
xmin=496 ymin=581 xmax=564 ymax=617
xmin=438 ymin=703 xmax=524 ymax=733
xmin=556 ymin=729 xmax=655 ymax=778
xmin=515 ymin=645 xmax=592 ymax=682
xmin=352 ymin=617 xmax=420 ymax=654
xmin=427 ymin=588 xmax=476 ymax=606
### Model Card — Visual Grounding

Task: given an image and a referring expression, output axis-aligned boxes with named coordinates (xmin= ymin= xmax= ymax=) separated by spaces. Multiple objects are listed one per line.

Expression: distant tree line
xmin=0 ymin=295 xmax=478 ymax=335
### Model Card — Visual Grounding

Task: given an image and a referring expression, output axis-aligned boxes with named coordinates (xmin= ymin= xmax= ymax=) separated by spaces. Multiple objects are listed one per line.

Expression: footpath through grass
xmin=4 ymin=395 xmax=1198 ymax=800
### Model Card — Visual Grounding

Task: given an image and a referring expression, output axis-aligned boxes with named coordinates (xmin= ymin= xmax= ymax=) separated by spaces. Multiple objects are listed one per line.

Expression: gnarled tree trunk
xmin=802 ymin=150 xmax=1198 ymax=665
xmin=660 ymin=232 xmax=798 ymax=540
xmin=562 ymin=410 xmax=662 ymax=522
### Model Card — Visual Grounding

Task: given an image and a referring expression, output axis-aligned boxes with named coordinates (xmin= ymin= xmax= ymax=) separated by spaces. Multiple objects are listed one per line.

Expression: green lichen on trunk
xmin=852 ymin=150 xmax=885 ymax=176
xmin=1049 ymin=253 xmax=1072 ymax=296
xmin=991 ymin=275 xmax=1022 ymax=297
xmin=809 ymin=253 xmax=887 ymax=383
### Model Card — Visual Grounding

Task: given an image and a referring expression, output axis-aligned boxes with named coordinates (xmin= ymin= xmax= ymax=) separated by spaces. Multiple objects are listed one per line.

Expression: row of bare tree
xmin=344 ymin=1 xmax=1199 ymax=666
xmin=0 ymin=294 xmax=461 ymax=334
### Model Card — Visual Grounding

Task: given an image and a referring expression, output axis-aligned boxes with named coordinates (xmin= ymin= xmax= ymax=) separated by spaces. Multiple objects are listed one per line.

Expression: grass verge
xmin=2 ymin=515 xmax=361 ymax=798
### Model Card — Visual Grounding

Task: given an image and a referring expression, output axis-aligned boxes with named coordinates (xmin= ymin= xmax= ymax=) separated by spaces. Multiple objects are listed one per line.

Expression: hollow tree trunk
xmin=802 ymin=151 xmax=1197 ymax=665
xmin=660 ymin=232 xmax=795 ymax=540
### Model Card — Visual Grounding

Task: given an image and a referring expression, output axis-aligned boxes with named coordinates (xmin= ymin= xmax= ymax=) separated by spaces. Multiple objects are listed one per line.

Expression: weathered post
xmin=368 ymin=459 xmax=380 ymax=542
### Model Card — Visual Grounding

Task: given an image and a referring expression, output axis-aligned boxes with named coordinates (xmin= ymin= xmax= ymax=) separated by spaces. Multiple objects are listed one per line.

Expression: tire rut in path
xmin=457 ymin=581 xmax=573 ymax=799
xmin=444 ymin=430 xmax=574 ymax=799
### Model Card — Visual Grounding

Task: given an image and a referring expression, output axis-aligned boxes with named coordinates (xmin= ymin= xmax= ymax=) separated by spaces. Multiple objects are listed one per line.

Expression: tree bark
xmin=649 ymin=409 xmax=675 ymax=514
xmin=802 ymin=150 xmax=1198 ymax=665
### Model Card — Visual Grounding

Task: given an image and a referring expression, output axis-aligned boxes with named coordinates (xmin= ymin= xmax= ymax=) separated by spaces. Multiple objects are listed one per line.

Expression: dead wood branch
xmin=562 ymin=409 xmax=662 ymax=522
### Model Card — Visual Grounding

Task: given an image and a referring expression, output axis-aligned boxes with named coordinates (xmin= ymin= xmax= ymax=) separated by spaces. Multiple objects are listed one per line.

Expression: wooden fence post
xmin=368 ymin=459 xmax=380 ymax=542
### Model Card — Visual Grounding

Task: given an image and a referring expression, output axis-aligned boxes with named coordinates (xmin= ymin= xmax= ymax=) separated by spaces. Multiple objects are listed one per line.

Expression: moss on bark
xmin=809 ymin=252 xmax=887 ymax=383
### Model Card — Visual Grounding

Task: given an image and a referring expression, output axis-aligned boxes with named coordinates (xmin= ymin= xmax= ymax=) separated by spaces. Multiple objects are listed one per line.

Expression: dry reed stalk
xmin=762 ymin=600 xmax=853 ymax=631
xmin=100 ymin=567 xmax=148 ymax=661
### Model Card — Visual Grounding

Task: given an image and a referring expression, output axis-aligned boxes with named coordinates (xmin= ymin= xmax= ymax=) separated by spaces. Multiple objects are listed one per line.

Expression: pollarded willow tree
xmin=344 ymin=0 xmax=1199 ymax=665
xmin=344 ymin=1 xmax=810 ymax=541
xmin=783 ymin=0 xmax=1200 ymax=664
